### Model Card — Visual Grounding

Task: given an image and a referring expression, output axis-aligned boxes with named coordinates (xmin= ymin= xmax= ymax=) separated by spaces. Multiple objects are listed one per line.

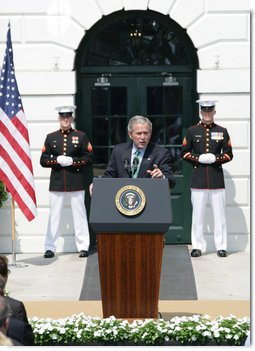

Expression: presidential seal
xmin=115 ymin=185 xmax=146 ymax=216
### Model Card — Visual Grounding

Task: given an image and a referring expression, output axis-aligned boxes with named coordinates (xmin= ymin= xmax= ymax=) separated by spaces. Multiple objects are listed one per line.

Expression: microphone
xmin=124 ymin=159 xmax=132 ymax=178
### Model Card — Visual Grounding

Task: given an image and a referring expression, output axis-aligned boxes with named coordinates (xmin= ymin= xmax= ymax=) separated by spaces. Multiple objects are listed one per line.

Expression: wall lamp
xmin=162 ymin=73 xmax=179 ymax=86
xmin=94 ymin=74 xmax=111 ymax=87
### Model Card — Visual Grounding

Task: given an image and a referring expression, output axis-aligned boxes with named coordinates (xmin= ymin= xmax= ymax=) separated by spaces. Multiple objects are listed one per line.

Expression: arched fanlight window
xmin=78 ymin=10 xmax=194 ymax=67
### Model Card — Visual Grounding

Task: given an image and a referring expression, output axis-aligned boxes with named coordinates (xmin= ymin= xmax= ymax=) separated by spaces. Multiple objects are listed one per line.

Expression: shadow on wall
xmin=204 ymin=170 xmax=249 ymax=252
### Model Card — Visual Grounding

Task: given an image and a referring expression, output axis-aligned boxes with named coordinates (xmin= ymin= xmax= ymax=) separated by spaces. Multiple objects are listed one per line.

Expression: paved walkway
xmin=190 ymin=249 xmax=250 ymax=300
xmin=4 ymin=246 xmax=250 ymax=301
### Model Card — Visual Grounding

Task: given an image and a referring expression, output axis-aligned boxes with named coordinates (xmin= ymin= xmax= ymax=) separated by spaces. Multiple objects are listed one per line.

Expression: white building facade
xmin=0 ymin=0 xmax=250 ymax=253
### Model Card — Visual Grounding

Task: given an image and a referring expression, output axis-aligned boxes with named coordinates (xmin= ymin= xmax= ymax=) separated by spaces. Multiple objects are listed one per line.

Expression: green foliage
xmin=210 ymin=315 xmax=250 ymax=346
xmin=0 ymin=181 xmax=8 ymax=208
xmin=29 ymin=314 xmax=250 ymax=346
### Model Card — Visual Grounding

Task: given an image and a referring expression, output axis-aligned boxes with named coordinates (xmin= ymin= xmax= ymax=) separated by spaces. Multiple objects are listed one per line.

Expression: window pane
xmin=167 ymin=147 xmax=182 ymax=175
xmin=92 ymin=118 xmax=109 ymax=145
xmin=111 ymin=87 xmax=127 ymax=115
xmin=163 ymin=86 xmax=183 ymax=114
xmin=91 ymin=87 xmax=109 ymax=115
xmin=92 ymin=147 xmax=109 ymax=176
xmin=147 ymin=86 xmax=183 ymax=116
xmin=150 ymin=117 xmax=165 ymax=144
xmin=111 ymin=117 xmax=128 ymax=144
xmin=147 ymin=87 xmax=163 ymax=115
xmin=84 ymin=14 xmax=189 ymax=66
xmin=166 ymin=116 xmax=182 ymax=145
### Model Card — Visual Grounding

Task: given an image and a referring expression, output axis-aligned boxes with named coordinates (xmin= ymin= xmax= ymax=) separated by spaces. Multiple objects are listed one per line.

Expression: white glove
xmin=57 ymin=155 xmax=73 ymax=167
xmin=198 ymin=153 xmax=216 ymax=164
xmin=57 ymin=155 xmax=67 ymax=166
xmin=64 ymin=156 xmax=73 ymax=166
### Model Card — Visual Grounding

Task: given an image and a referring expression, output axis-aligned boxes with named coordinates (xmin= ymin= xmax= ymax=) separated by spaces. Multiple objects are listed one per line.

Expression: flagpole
xmin=11 ymin=197 xmax=16 ymax=266
xmin=9 ymin=197 xmax=27 ymax=268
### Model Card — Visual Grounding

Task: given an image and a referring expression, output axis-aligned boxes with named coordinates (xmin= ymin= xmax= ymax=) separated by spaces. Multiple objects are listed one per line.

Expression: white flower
xmin=29 ymin=313 xmax=250 ymax=346
xmin=213 ymin=331 xmax=220 ymax=338
xmin=203 ymin=331 xmax=211 ymax=337
xmin=94 ymin=330 xmax=102 ymax=337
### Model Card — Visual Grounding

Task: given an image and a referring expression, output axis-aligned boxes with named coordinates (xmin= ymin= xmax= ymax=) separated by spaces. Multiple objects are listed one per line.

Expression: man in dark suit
xmin=90 ymin=115 xmax=175 ymax=194
xmin=181 ymin=100 xmax=233 ymax=258
xmin=0 ymin=255 xmax=28 ymax=323
xmin=40 ymin=105 xmax=93 ymax=258
xmin=0 ymin=296 xmax=34 ymax=346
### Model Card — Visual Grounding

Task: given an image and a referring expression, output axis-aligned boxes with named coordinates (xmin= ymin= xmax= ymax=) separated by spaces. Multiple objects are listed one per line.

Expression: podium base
xmin=97 ymin=232 xmax=164 ymax=319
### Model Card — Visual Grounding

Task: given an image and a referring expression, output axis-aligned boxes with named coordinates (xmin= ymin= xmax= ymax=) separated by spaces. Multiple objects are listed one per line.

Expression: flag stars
xmin=0 ymin=26 xmax=24 ymax=116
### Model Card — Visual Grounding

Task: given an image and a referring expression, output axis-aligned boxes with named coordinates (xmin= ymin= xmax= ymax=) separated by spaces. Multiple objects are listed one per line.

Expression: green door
xmin=76 ymin=74 xmax=192 ymax=244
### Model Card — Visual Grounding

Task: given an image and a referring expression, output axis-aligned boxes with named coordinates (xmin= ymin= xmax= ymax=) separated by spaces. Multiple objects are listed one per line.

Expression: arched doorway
xmin=74 ymin=9 xmax=199 ymax=245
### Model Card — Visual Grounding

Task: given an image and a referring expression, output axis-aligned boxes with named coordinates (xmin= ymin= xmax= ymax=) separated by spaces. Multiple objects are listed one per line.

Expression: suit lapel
xmin=138 ymin=143 xmax=154 ymax=177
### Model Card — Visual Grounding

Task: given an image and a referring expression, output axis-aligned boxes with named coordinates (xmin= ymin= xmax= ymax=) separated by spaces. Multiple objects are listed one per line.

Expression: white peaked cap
xmin=196 ymin=100 xmax=218 ymax=108
xmin=55 ymin=105 xmax=77 ymax=114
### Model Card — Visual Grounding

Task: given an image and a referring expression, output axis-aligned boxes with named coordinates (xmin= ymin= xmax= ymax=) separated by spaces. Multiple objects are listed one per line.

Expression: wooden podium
xmin=89 ymin=178 xmax=172 ymax=319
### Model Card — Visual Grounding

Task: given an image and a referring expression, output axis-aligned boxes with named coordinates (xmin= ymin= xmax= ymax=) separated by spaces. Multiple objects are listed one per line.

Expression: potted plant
xmin=0 ymin=181 xmax=8 ymax=208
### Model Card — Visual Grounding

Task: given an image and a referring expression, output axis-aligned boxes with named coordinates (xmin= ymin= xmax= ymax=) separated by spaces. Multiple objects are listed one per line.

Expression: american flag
xmin=0 ymin=23 xmax=37 ymax=221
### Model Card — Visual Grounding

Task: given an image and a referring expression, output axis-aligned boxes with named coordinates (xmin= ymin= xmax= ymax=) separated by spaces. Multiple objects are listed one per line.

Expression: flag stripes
xmin=0 ymin=23 xmax=37 ymax=221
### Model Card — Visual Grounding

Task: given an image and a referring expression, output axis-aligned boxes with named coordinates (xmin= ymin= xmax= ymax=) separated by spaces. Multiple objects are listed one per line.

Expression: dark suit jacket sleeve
xmin=156 ymin=148 xmax=176 ymax=188
xmin=6 ymin=297 xmax=29 ymax=324
xmin=40 ymin=134 xmax=59 ymax=169
xmin=214 ymin=128 xmax=233 ymax=165
xmin=17 ymin=301 xmax=29 ymax=324
xmin=7 ymin=317 xmax=35 ymax=346
xmin=103 ymin=146 xmax=120 ymax=178
xmin=181 ymin=128 xmax=200 ymax=165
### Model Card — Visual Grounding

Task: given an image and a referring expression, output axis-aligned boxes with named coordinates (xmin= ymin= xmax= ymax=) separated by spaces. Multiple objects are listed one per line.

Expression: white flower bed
xmin=29 ymin=314 xmax=250 ymax=346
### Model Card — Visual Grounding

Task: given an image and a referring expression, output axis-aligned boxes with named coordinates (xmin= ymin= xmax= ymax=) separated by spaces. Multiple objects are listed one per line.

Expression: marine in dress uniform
xmin=40 ymin=105 xmax=93 ymax=258
xmin=181 ymin=100 xmax=233 ymax=257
